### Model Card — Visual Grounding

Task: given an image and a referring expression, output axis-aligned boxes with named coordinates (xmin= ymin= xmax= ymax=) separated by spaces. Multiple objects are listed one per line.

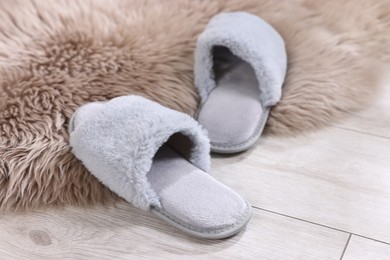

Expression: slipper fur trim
xmin=69 ymin=96 xmax=210 ymax=210
xmin=194 ymin=12 xmax=287 ymax=108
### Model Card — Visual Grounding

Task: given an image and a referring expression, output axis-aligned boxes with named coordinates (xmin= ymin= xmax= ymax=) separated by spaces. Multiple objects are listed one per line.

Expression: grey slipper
xmin=68 ymin=95 xmax=252 ymax=239
xmin=195 ymin=12 xmax=287 ymax=153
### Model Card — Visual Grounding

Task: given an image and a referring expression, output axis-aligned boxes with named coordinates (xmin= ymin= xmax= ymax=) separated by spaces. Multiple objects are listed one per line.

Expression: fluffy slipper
xmin=68 ymin=95 xmax=252 ymax=239
xmin=195 ymin=12 xmax=287 ymax=153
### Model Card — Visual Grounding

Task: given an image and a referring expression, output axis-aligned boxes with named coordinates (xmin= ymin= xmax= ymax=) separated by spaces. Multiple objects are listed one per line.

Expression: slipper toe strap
xmin=69 ymin=96 xmax=210 ymax=211
xmin=195 ymin=12 xmax=287 ymax=108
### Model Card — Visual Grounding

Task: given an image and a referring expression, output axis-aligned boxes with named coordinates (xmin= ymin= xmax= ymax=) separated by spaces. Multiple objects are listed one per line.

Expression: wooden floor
xmin=1 ymin=83 xmax=390 ymax=259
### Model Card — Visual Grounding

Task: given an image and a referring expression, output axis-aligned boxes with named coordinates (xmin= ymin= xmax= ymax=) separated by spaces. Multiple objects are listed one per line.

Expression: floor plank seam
xmin=252 ymin=206 xmax=349 ymax=234
xmin=252 ymin=206 xmax=352 ymax=234
xmin=331 ymin=126 xmax=390 ymax=140
xmin=339 ymin=234 xmax=352 ymax=260
xmin=354 ymin=234 xmax=390 ymax=246
xmin=252 ymin=206 xmax=390 ymax=245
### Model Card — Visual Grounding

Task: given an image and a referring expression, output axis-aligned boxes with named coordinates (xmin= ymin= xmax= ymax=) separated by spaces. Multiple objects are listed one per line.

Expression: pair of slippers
xmin=69 ymin=12 xmax=287 ymax=239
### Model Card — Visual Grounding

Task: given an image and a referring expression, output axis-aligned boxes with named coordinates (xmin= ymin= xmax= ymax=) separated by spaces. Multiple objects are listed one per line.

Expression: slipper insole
xmin=147 ymin=145 xmax=250 ymax=234
xmin=197 ymin=47 xmax=264 ymax=150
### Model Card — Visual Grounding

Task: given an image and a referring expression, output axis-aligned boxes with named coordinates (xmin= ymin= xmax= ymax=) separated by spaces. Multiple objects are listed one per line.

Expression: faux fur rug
xmin=0 ymin=0 xmax=389 ymax=211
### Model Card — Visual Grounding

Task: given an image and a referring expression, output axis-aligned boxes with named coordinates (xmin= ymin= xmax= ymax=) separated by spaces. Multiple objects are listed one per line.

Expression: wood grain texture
xmin=0 ymin=203 xmax=348 ymax=260
xmin=210 ymin=84 xmax=390 ymax=244
xmin=343 ymin=236 xmax=390 ymax=260
xmin=334 ymin=82 xmax=390 ymax=138
xmin=212 ymin=127 xmax=390 ymax=243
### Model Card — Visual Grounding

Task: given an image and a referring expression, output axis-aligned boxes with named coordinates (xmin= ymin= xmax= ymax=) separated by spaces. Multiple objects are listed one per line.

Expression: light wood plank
xmin=211 ymin=127 xmax=390 ymax=243
xmin=0 ymin=203 xmax=348 ymax=260
xmin=334 ymin=83 xmax=390 ymax=138
xmin=343 ymin=236 xmax=390 ymax=260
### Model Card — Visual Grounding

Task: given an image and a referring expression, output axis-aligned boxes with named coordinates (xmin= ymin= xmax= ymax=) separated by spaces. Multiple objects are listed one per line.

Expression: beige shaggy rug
xmin=0 ymin=0 xmax=389 ymax=211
